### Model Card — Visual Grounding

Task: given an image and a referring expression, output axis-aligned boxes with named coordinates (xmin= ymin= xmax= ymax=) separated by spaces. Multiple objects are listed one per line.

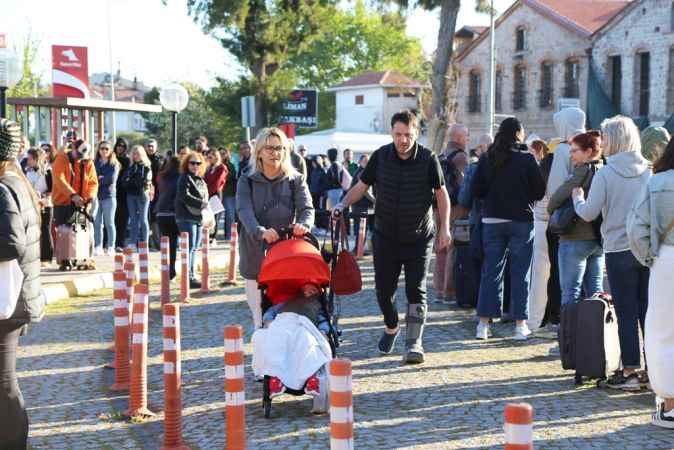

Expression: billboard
xmin=279 ymin=89 xmax=318 ymax=128
xmin=52 ymin=45 xmax=90 ymax=98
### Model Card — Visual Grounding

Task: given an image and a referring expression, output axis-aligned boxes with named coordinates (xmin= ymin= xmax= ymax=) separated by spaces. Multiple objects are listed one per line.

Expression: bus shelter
xmin=7 ymin=96 xmax=162 ymax=148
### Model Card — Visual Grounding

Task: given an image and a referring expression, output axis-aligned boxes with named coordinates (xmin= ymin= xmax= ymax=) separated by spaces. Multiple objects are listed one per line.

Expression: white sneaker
xmin=513 ymin=323 xmax=532 ymax=341
xmin=476 ymin=322 xmax=490 ymax=340
xmin=106 ymin=247 xmax=115 ymax=256
xmin=93 ymin=247 xmax=104 ymax=256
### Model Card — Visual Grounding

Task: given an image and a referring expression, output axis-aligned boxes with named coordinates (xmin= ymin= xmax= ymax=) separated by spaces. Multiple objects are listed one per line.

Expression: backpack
xmin=327 ymin=162 xmax=342 ymax=190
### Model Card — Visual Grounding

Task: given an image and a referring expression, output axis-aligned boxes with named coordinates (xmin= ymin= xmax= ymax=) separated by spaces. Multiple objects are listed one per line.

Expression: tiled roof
xmin=331 ymin=70 xmax=424 ymax=90
xmin=529 ymin=0 xmax=633 ymax=35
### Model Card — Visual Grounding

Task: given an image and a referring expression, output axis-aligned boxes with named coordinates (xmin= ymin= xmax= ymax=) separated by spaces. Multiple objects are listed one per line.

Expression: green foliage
xmin=7 ymin=31 xmax=48 ymax=99
xmin=116 ymin=132 xmax=147 ymax=147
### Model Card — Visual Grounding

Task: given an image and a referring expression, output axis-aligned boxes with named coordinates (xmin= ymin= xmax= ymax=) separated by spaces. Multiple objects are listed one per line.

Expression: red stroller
xmin=257 ymin=228 xmax=339 ymax=418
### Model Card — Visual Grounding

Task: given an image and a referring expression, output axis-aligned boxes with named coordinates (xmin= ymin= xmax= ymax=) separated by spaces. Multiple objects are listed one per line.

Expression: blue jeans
xmin=477 ymin=221 xmax=534 ymax=320
xmin=605 ymin=250 xmax=649 ymax=369
xmin=558 ymin=239 xmax=604 ymax=306
xmin=126 ymin=193 xmax=150 ymax=246
xmin=223 ymin=195 xmax=236 ymax=240
xmin=177 ymin=220 xmax=202 ymax=280
xmin=94 ymin=197 xmax=117 ymax=249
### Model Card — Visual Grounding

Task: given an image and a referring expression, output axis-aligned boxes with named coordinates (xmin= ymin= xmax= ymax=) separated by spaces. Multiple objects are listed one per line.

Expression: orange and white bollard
xmin=124 ymin=261 xmax=135 ymax=323
xmin=160 ymin=236 xmax=171 ymax=305
xmin=179 ymin=232 xmax=189 ymax=303
xmin=114 ymin=253 xmax=124 ymax=272
xmin=138 ymin=241 xmax=149 ymax=287
xmin=161 ymin=303 xmax=188 ymax=450
xmin=224 ymin=325 xmax=245 ymax=450
xmin=126 ymin=283 xmax=155 ymax=418
xmin=123 ymin=246 xmax=134 ymax=265
xmin=110 ymin=270 xmax=130 ymax=391
xmin=355 ymin=217 xmax=367 ymax=259
xmin=225 ymin=225 xmax=238 ymax=285
xmin=329 ymin=359 xmax=353 ymax=450
xmin=200 ymin=228 xmax=210 ymax=294
xmin=504 ymin=403 xmax=534 ymax=450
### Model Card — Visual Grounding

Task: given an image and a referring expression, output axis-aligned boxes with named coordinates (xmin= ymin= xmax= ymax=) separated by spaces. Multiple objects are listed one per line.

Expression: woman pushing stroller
xmin=236 ymin=127 xmax=314 ymax=329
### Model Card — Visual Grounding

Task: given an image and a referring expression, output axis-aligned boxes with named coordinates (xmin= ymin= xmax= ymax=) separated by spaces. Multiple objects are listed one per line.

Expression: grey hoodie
xmin=547 ymin=107 xmax=586 ymax=196
xmin=573 ymin=151 xmax=652 ymax=252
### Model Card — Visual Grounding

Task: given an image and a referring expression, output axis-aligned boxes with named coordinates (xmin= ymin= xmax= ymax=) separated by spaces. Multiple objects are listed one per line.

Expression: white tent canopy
xmin=294 ymin=129 xmax=392 ymax=155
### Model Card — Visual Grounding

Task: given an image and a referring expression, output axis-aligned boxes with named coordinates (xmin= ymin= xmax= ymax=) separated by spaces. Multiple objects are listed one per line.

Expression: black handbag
xmin=548 ymin=199 xmax=577 ymax=235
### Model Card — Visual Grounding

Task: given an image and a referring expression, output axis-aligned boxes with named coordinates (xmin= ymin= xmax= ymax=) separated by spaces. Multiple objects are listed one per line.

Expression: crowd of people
xmin=2 ymin=102 xmax=674 ymax=449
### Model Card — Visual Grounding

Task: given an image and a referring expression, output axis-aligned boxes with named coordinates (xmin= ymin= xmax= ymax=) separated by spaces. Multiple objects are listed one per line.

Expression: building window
xmin=468 ymin=70 xmax=481 ymax=113
xmin=668 ymin=48 xmax=674 ymax=114
xmin=636 ymin=52 xmax=650 ymax=116
xmin=355 ymin=95 xmax=364 ymax=105
xmin=495 ymin=69 xmax=503 ymax=112
xmin=513 ymin=65 xmax=527 ymax=110
xmin=609 ymin=55 xmax=622 ymax=110
xmin=387 ymin=92 xmax=400 ymax=98
xmin=564 ymin=59 xmax=580 ymax=98
xmin=516 ymin=27 xmax=527 ymax=52
xmin=539 ymin=62 xmax=554 ymax=109
xmin=403 ymin=92 xmax=416 ymax=98
xmin=671 ymin=1 xmax=674 ymax=32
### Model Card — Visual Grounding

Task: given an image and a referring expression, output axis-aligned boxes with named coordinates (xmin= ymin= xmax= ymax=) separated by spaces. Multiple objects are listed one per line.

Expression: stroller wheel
xmin=263 ymin=376 xmax=272 ymax=419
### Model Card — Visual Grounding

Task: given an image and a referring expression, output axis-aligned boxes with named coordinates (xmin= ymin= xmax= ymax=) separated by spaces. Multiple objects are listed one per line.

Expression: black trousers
xmin=373 ymin=233 xmax=432 ymax=329
xmin=115 ymin=193 xmax=128 ymax=249
xmin=40 ymin=207 xmax=53 ymax=262
xmin=157 ymin=216 xmax=179 ymax=279
xmin=0 ymin=323 xmax=28 ymax=450
xmin=543 ymin=229 xmax=561 ymax=325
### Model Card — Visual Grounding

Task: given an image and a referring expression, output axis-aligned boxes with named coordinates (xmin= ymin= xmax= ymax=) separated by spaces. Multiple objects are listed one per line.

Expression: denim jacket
xmin=627 ymin=169 xmax=674 ymax=267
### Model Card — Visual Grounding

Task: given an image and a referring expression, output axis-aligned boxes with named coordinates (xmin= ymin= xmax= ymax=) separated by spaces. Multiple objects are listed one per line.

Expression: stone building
xmin=454 ymin=0 xmax=632 ymax=142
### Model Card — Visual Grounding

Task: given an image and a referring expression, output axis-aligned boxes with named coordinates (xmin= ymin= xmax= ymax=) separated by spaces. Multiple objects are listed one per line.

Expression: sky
xmin=0 ymin=0 xmax=516 ymax=90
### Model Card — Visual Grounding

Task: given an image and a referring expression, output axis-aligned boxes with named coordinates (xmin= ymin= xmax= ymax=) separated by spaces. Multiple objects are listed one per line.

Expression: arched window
xmin=516 ymin=27 xmax=527 ymax=52
xmin=468 ymin=70 xmax=481 ymax=113
xmin=564 ymin=59 xmax=580 ymax=98
xmin=539 ymin=61 xmax=554 ymax=108
xmin=513 ymin=64 xmax=527 ymax=110
xmin=635 ymin=51 xmax=650 ymax=116
xmin=495 ymin=69 xmax=503 ymax=112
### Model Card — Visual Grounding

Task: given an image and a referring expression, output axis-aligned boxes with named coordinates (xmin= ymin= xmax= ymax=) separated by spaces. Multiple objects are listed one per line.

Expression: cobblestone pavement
xmin=18 ymin=260 xmax=674 ymax=449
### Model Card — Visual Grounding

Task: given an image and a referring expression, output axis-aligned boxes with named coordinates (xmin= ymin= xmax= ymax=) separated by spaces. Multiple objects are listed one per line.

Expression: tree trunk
xmin=428 ymin=0 xmax=461 ymax=154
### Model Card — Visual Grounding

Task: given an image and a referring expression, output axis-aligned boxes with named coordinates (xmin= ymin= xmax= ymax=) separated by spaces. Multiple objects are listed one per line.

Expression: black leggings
xmin=0 ymin=324 xmax=28 ymax=449
xmin=40 ymin=207 xmax=53 ymax=262
xmin=157 ymin=216 xmax=179 ymax=279
xmin=543 ymin=229 xmax=561 ymax=325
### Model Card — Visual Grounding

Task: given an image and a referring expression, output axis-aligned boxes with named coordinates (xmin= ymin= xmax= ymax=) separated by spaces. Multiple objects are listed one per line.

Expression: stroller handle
xmin=266 ymin=225 xmax=321 ymax=251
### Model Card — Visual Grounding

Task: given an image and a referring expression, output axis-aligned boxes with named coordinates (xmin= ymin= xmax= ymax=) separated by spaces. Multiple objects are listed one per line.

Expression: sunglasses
xmin=100 ymin=147 xmax=110 ymax=151
xmin=264 ymin=145 xmax=283 ymax=153
xmin=189 ymin=161 xmax=202 ymax=166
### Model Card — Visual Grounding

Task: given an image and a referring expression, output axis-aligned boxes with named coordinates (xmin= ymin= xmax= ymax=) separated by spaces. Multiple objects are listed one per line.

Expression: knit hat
xmin=641 ymin=126 xmax=671 ymax=163
xmin=0 ymin=119 xmax=22 ymax=162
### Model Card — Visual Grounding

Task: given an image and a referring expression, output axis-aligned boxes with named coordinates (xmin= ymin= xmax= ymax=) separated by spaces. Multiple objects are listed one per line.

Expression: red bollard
xmin=504 ymin=403 xmax=534 ymax=450
xmin=161 ymin=236 xmax=171 ymax=305
xmin=225 ymin=225 xmax=238 ymax=285
xmin=123 ymin=246 xmax=134 ymax=265
xmin=224 ymin=325 xmax=246 ymax=449
xmin=161 ymin=303 xmax=188 ymax=450
xmin=124 ymin=261 xmax=135 ymax=324
xmin=138 ymin=241 xmax=149 ymax=287
xmin=329 ymin=359 xmax=354 ymax=450
xmin=201 ymin=228 xmax=210 ymax=294
xmin=179 ymin=232 xmax=189 ymax=303
xmin=356 ymin=217 xmax=367 ymax=259
xmin=114 ymin=254 xmax=124 ymax=272
xmin=125 ymin=283 xmax=156 ymax=419
xmin=110 ymin=270 xmax=130 ymax=391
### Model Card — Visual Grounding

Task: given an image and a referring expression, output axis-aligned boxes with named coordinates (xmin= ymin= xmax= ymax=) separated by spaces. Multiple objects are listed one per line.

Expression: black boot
xmin=404 ymin=303 xmax=427 ymax=364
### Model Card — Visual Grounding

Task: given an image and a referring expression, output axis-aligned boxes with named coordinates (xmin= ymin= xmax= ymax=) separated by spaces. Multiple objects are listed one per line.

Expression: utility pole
xmin=487 ymin=0 xmax=496 ymax=137
xmin=107 ymin=0 xmax=116 ymax=142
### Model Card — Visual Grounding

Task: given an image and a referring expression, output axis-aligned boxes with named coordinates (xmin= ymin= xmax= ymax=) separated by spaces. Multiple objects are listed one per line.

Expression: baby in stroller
xmin=251 ymin=232 xmax=337 ymax=418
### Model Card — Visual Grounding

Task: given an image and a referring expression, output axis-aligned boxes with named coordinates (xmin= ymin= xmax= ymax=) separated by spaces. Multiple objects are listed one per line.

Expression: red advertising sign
xmin=0 ymin=34 xmax=6 ymax=49
xmin=52 ymin=45 xmax=89 ymax=98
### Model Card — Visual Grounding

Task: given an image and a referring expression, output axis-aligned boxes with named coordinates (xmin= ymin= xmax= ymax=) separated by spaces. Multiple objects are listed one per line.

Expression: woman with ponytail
xmin=471 ymin=117 xmax=546 ymax=340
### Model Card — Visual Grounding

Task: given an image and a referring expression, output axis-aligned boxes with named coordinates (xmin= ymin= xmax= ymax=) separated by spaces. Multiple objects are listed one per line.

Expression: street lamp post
xmin=0 ymin=46 xmax=21 ymax=119
xmin=159 ymin=83 xmax=189 ymax=154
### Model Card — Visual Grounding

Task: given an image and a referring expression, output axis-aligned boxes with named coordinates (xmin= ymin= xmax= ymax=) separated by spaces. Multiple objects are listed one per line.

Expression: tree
xmin=183 ymin=0 xmax=336 ymax=130
xmin=7 ymin=31 xmax=48 ymax=99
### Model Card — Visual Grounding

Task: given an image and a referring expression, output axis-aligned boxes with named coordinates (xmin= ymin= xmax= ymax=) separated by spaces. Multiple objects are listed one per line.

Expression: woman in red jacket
xmin=204 ymin=149 xmax=228 ymax=243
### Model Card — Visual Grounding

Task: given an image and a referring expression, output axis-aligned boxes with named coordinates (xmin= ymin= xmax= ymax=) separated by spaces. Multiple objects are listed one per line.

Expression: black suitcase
xmin=453 ymin=243 xmax=479 ymax=308
xmin=574 ymin=293 xmax=621 ymax=380
xmin=558 ymin=300 xmax=580 ymax=371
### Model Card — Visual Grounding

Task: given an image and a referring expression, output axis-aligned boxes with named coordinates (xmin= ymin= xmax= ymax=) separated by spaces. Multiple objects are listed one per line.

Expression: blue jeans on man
xmin=558 ymin=239 xmax=604 ymax=306
xmin=477 ymin=221 xmax=534 ymax=320
xmin=222 ymin=195 xmax=236 ymax=240
xmin=177 ymin=220 xmax=202 ymax=280
xmin=605 ymin=250 xmax=649 ymax=369
xmin=94 ymin=197 xmax=117 ymax=249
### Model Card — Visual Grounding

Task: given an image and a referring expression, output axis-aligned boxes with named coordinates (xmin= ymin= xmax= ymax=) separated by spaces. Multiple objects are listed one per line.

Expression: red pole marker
xmin=114 ymin=253 xmax=124 ymax=272
xmin=124 ymin=261 xmax=136 ymax=324
xmin=225 ymin=225 xmax=238 ymax=285
xmin=161 ymin=236 xmax=171 ymax=305
xmin=123 ymin=246 xmax=134 ymax=265
xmin=161 ymin=303 xmax=189 ymax=450
xmin=110 ymin=270 xmax=130 ymax=391
xmin=201 ymin=228 xmax=210 ymax=294
xmin=356 ymin=217 xmax=367 ymax=259
xmin=504 ymin=403 xmax=534 ymax=450
xmin=125 ymin=284 xmax=156 ymax=419
xmin=224 ymin=325 xmax=246 ymax=449
xmin=138 ymin=241 xmax=149 ymax=288
xmin=329 ymin=359 xmax=353 ymax=450
xmin=179 ymin=232 xmax=189 ymax=303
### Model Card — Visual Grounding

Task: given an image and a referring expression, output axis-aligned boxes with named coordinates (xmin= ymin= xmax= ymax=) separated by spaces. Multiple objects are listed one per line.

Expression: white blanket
xmin=252 ymin=312 xmax=332 ymax=390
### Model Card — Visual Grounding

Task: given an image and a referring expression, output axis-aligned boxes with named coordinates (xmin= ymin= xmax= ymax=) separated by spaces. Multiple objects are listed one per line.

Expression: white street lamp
xmin=0 ymin=46 xmax=22 ymax=118
xmin=159 ymin=83 xmax=189 ymax=153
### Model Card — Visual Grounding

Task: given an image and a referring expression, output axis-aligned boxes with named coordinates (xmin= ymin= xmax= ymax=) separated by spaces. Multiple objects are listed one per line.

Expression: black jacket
xmin=222 ymin=161 xmax=237 ymax=197
xmin=471 ymin=146 xmax=546 ymax=222
xmin=148 ymin=153 xmax=165 ymax=189
xmin=0 ymin=173 xmax=44 ymax=326
xmin=175 ymin=173 xmax=209 ymax=223
xmin=155 ymin=169 xmax=179 ymax=215
xmin=122 ymin=162 xmax=152 ymax=196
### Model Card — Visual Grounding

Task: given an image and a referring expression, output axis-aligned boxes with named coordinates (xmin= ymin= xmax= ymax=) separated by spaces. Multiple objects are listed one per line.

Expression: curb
xmin=42 ymin=254 xmax=230 ymax=305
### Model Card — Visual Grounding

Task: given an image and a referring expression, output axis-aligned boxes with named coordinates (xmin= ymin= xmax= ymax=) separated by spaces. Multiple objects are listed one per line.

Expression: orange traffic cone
xmin=329 ymin=359 xmax=353 ymax=450
xmin=224 ymin=325 xmax=245 ymax=449
xmin=110 ymin=270 xmax=130 ymax=391
xmin=161 ymin=303 xmax=189 ymax=450
xmin=125 ymin=284 xmax=156 ymax=419
xmin=504 ymin=403 xmax=534 ymax=450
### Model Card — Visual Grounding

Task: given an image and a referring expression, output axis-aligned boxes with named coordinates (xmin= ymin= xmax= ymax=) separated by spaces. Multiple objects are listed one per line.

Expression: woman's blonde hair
xmin=252 ymin=127 xmax=297 ymax=177
xmin=600 ymin=115 xmax=642 ymax=157
xmin=130 ymin=144 xmax=151 ymax=168
xmin=0 ymin=160 xmax=41 ymax=224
